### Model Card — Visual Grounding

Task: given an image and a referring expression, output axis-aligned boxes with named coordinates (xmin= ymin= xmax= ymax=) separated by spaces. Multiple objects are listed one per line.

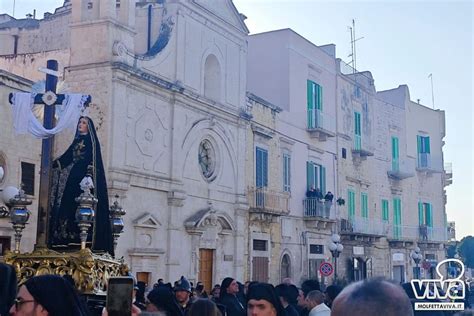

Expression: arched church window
xmin=281 ymin=254 xmax=291 ymax=281
xmin=204 ymin=54 xmax=221 ymax=101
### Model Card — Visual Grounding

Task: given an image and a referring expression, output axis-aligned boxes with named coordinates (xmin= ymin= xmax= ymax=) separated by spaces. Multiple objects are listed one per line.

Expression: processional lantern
xmin=75 ymin=166 xmax=97 ymax=250
xmin=8 ymin=186 xmax=33 ymax=253
xmin=109 ymin=195 xmax=126 ymax=253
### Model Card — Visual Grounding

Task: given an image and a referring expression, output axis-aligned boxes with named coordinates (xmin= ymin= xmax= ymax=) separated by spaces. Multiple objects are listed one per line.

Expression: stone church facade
xmin=0 ymin=0 xmax=249 ymax=290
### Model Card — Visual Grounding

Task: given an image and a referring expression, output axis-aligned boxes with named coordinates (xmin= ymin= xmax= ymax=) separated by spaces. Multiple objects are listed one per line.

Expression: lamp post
xmin=410 ymin=247 xmax=422 ymax=279
xmin=328 ymin=233 xmax=343 ymax=283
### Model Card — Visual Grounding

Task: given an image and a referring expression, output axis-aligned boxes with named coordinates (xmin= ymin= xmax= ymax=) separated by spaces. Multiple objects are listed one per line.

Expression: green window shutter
xmin=348 ymin=190 xmax=355 ymax=218
xmin=427 ymin=203 xmax=433 ymax=227
xmin=382 ymin=199 xmax=389 ymax=221
xmin=418 ymin=202 xmax=424 ymax=225
xmin=256 ymin=147 xmax=268 ymax=187
xmin=306 ymin=161 xmax=315 ymax=191
xmin=320 ymin=165 xmax=326 ymax=195
xmin=317 ymin=84 xmax=323 ymax=110
xmin=307 ymin=80 xmax=314 ymax=128
xmin=392 ymin=136 xmax=399 ymax=171
xmin=361 ymin=193 xmax=368 ymax=218
xmin=417 ymin=135 xmax=422 ymax=154
xmin=424 ymin=136 xmax=431 ymax=154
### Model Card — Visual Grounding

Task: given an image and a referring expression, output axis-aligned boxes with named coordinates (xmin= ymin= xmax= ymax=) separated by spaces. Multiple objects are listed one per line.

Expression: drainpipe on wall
xmin=13 ymin=35 xmax=19 ymax=55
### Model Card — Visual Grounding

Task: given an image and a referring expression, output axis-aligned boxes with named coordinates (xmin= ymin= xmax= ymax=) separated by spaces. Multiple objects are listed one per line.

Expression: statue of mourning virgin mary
xmin=48 ymin=116 xmax=114 ymax=256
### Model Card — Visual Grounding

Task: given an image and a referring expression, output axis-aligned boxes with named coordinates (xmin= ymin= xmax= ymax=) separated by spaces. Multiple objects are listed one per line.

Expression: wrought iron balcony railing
xmin=303 ymin=198 xmax=334 ymax=219
xmin=247 ymin=187 xmax=290 ymax=215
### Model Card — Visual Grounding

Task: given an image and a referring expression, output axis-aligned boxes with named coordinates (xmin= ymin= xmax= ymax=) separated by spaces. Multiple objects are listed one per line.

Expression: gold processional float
xmin=3 ymin=178 xmax=128 ymax=294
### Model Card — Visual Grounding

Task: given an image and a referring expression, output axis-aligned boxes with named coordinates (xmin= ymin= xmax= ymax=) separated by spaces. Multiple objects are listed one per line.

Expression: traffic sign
xmin=319 ymin=262 xmax=333 ymax=276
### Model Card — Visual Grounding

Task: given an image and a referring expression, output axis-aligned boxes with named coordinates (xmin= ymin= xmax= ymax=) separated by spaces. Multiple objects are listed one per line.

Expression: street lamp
xmin=410 ymin=247 xmax=422 ymax=279
xmin=329 ymin=233 xmax=343 ymax=283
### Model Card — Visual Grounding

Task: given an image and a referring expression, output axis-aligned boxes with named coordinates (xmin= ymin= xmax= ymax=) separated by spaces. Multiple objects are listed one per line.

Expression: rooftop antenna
xmin=13 ymin=0 xmax=16 ymax=17
xmin=428 ymin=73 xmax=435 ymax=109
xmin=348 ymin=19 xmax=364 ymax=74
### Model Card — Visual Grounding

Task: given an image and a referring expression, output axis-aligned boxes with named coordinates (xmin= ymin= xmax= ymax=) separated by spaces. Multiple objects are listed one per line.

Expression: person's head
xmin=324 ymin=284 xmax=342 ymax=307
xmin=247 ymin=283 xmax=285 ymax=316
xmin=305 ymin=290 xmax=325 ymax=310
xmin=188 ymin=299 xmax=221 ymax=316
xmin=0 ymin=263 xmax=17 ymax=316
xmin=220 ymin=277 xmax=239 ymax=297
xmin=147 ymin=283 xmax=181 ymax=314
xmin=77 ymin=117 xmax=89 ymax=135
xmin=174 ymin=276 xmax=192 ymax=305
xmin=331 ymin=278 xmax=414 ymax=316
xmin=9 ymin=275 xmax=88 ymax=316
xmin=157 ymin=278 xmax=164 ymax=284
xmin=296 ymin=288 xmax=306 ymax=308
xmin=301 ymin=279 xmax=320 ymax=298
xmin=211 ymin=287 xmax=221 ymax=299
xmin=275 ymin=284 xmax=297 ymax=307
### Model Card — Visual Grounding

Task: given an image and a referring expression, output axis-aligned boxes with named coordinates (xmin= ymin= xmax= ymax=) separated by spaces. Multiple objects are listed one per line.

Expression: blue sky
xmin=2 ymin=0 xmax=473 ymax=239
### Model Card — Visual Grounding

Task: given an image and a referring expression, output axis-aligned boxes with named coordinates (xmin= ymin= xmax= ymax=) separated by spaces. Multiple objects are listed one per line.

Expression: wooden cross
xmin=8 ymin=60 xmax=91 ymax=249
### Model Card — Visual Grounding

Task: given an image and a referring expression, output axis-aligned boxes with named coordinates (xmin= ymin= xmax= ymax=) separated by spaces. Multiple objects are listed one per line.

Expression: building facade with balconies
xmin=247 ymin=29 xmax=339 ymax=285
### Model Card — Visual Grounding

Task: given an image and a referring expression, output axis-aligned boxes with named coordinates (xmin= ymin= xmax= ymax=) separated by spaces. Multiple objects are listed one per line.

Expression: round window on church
xmin=198 ymin=140 xmax=216 ymax=180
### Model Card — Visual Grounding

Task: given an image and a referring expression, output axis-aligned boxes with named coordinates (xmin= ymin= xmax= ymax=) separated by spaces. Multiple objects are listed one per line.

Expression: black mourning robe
xmin=48 ymin=116 xmax=114 ymax=255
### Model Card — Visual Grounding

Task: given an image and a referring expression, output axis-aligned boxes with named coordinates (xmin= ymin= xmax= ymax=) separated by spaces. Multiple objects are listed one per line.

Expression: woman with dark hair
xmin=48 ymin=116 xmax=113 ymax=255
xmin=219 ymin=278 xmax=245 ymax=316
xmin=8 ymin=275 xmax=89 ymax=316
xmin=188 ymin=299 xmax=221 ymax=316
xmin=0 ymin=263 xmax=17 ymax=316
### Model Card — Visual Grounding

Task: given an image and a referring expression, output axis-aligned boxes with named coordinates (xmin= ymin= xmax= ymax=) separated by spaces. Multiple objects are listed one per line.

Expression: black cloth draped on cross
xmin=48 ymin=116 xmax=113 ymax=255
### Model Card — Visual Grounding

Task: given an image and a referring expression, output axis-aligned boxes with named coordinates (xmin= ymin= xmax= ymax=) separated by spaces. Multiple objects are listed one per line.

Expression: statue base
xmin=5 ymin=248 xmax=128 ymax=294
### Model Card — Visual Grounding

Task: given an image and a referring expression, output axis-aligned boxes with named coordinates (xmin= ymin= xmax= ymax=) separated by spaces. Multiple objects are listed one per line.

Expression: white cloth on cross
xmin=11 ymin=92 xmax=89 ymax=139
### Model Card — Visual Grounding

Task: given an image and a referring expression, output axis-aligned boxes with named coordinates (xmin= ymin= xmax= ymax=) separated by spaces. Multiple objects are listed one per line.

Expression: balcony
xmin=351 ymin=136 xmax=374 ymax=159
xmin=306 ymin=109 xmax=336 ymax=141
xmin=303 ymin=198 xmax=335 ymax=229
xmin=247 ymin=187 xmax=290 ymax=216
xmin=339 ymin=217 xmax=389 ymax=236
xmin=387 ymin=158 xmax=416 ymax=180
xmin=387 ymin=225 xmax=447 ymax=243
xmin=303 ymin=198 xmax=334 ymax=219
xmin=416 ymin=153 xmax=443 ymax=174
xmin=444 ymin=162 xmax=453 ymax=186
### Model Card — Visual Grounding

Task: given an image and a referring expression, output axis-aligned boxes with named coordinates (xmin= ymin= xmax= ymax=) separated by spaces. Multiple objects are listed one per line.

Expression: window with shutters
xmin=21 ymin=162 xmax=35 ymax=196
xmin=283 ymin=154 xmax=291 ymax=192
xmin=253 ymin=239 xmax=267 ymax=251
xmin=361 ymin=193 xmax=368 ymax=218
xmin=348 ymin=189 xmax=355 ymax=219
xmin=391 ymin=136 xmax=399 ymax=172
xmin=354 ymin=111 xmax=362 ymax=150
xmin=256 ymin=147 xmax=268 ymax=188
xmin=307 ymin=80 xmax=323 ymax=129
xmin=252 ymin=257 xmax=269 ymax=282
xmin=393 ymin=198 xmax=402 ymax=239
xmin=418 ymin=202 xmax=433 ymax=227
xmin=382 ymin=199 xmax=389 ymax=221
xmin=417 ymin=135 xmax=431 ymax=168
xmin=306 ymin=161 xmax=326 ymax=194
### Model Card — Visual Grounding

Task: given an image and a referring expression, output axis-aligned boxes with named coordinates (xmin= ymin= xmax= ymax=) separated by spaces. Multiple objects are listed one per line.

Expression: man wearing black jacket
xmin=219 ymin=277 xmax=246 ymax=316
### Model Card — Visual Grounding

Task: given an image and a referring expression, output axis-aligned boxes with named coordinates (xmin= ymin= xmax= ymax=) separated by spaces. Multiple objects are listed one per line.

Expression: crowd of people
xmin=1 ymin=261 xmax=472 ymax=316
